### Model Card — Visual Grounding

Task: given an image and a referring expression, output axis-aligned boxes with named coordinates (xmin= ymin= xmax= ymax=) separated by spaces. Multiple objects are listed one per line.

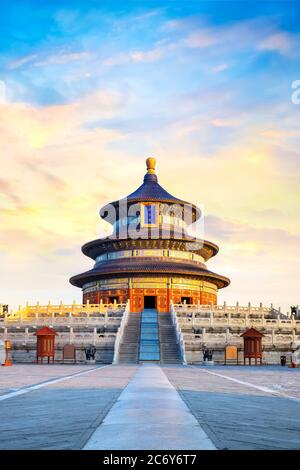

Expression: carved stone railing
xmin=0 ymin=301 xmax=126 ymax=327
xmin=170 ymin=302 xmax=186 ymax=364
xmin=173 ymin=302 xmax=286 ymax=317
xmin=177 ymin=316 xmax=300 ymax=330
xmin=113 ymin=300 xmax=130 ymax=364
xmin=173 ymin=304 xmax=300 ymax=331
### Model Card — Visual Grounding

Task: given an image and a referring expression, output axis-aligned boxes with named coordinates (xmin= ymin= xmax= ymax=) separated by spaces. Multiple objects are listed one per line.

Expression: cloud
xmin=103 ymin=19 xmax=297 ymax=71
xmin=7 ymin=51 xmax=94 ymax=70
xmin=205 ymin=215 xmax=300 ymax=250
xmin=33 ymin=51 xmax=94 ymax=67
xmin=183 ymin=30 xmax=217 ymax=48
xmin=104 ymin=43 xmax=177 ymax=66
xmin=0 ymin=179 xmax=22 ymax=206
xmin=211 ymin=63 xmax=230 ymax=73
xmin=257 ymin=32 xmax=293 ymax=54
xmin=8 ymin=54 xmax=38 ymax=70
xmin=204 ymin=213 xmax=300 ymax=312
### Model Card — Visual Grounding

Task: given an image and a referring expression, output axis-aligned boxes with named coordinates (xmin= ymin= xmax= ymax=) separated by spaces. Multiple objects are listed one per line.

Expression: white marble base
xmin=85 ymin=359 xmax=96 ymax=365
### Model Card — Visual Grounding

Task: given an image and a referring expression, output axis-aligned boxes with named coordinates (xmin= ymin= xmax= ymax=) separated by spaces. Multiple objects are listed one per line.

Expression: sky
xmin=0 ymin=0 xmax=299 ymax=313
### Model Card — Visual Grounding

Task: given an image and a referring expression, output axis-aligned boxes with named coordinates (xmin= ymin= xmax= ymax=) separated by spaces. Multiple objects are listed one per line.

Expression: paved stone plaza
xmin=0 ymin=364 xmax=299 ymax=450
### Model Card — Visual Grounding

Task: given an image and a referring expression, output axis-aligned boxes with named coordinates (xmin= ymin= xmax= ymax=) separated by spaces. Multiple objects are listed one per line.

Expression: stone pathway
xmin=84 ymin=363 xmax=215 ymax=450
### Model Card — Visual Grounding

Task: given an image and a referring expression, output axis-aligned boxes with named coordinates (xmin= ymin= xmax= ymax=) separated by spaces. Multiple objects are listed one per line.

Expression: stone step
xmin=158 ymin=312 xmax=182 ymax=364
xmin=118 ymin=313 xmax=141 ymax=364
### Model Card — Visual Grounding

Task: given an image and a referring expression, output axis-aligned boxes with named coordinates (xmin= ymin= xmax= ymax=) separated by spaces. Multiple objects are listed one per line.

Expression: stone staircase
xmin=158 ymin=312 xmax=182 ymax=364
xmin=118 ymin=312 xmax=141 ymax=363
xmin=139 ymin=309 xmax=160 ymax=362
xmin=117 ymin=311 xmax=182 ymax=364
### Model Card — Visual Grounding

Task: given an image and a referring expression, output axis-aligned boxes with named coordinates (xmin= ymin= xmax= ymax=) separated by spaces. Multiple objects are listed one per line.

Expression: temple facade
xmin=70 ymin=158 xmax=230 ymax=312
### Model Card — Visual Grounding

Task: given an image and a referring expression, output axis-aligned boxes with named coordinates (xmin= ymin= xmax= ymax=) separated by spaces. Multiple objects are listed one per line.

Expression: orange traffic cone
xmin=2 ymin=340 xmax=12 ymax=366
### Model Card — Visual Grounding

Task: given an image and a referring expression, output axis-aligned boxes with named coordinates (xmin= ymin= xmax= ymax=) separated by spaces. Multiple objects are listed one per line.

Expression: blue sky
xmin=0 ymin=1 xmax=300 ymax=312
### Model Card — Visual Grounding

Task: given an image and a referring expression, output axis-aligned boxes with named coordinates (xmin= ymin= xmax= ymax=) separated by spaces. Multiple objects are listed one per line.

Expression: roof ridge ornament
xmin=146 ymin=157 xmax=156 ymax=174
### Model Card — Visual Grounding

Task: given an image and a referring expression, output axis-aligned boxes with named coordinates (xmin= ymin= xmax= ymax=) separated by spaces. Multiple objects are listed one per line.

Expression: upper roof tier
xmin=100 ymin=158 xmax=201 ymax=224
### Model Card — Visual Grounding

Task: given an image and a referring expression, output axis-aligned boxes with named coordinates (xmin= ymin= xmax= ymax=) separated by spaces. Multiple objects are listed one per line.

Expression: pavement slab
xmin=0 ymin=364 xmax=137 ymax=450
xmin=164 ymin=365 xmax=300 ymax=450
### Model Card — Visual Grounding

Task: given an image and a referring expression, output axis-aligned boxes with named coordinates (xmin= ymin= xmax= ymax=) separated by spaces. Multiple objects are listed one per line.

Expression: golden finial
xmin=146 ymin=157 xmax=156 ymax=174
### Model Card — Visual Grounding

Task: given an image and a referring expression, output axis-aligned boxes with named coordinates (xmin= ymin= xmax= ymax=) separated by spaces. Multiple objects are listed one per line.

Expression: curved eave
xmin=81 ymin=236 xmax=219 ymax=261
xmin=69 ymin=258 xmax=230 ymax=290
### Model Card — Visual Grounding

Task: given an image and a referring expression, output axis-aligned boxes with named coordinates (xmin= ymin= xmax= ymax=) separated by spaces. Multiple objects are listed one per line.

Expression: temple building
xmin=1 ymin=158 xmax=298 ymax=365
xmin=70 ymin=158 xmax=230 ymax=312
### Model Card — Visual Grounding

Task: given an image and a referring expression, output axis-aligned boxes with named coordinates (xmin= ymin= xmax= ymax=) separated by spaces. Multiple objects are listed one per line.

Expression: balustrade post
xmin=4 ymin=327 xmax=7 ymax=340
xmin=245 ymin=309 xmax=248 ymax=327
xmin=248 ymin=301 xmax=251 ymax=313
xmin=69 ymin=327 xmax=74 ymax=343
xmin=236 ymin=301 xmax=239 ymax=313
xmin=72 ymin=300 xmax=76 ymax=316
xmin=259 ymin=302 xmax=263 ymax=313
xmin=226 ymin=327 xmax=230 ymax=344
xmin=210 ymin=311 xmax=213 ymax=327
xmin=202 ymin=327 xmax=206 ymax=344
xmin=25 ymin=327 xmax=29 ymax=343
xmin=93 ymin=327 xmax=97 ymax=344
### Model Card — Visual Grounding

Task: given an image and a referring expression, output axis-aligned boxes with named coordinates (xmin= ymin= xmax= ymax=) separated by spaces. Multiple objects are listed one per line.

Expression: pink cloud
xmin=257 ymin=32 xmax=293 ymax=54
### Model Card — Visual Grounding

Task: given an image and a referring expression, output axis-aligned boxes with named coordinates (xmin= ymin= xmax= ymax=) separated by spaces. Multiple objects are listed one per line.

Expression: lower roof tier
xmin=69 ymin=257 xmax=230 ymax=289
xmin=81 ymin=235 xmax=219 ymax=261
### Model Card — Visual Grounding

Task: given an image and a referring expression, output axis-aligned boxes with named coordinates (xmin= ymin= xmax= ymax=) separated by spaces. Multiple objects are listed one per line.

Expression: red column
xmin=129 ymin=288 xmax=133 ymax=312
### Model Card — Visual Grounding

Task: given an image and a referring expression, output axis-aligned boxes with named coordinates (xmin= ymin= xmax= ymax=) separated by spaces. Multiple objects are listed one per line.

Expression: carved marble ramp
xmin=83 ymin=364 xmax=215 ymax=450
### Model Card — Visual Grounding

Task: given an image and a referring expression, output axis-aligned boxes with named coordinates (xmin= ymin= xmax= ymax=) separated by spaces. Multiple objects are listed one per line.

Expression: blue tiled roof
xmin=126 ymin=173 xmax=185 ymax=204
xmin=100 ymin=161 xmax=201 ymax=222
